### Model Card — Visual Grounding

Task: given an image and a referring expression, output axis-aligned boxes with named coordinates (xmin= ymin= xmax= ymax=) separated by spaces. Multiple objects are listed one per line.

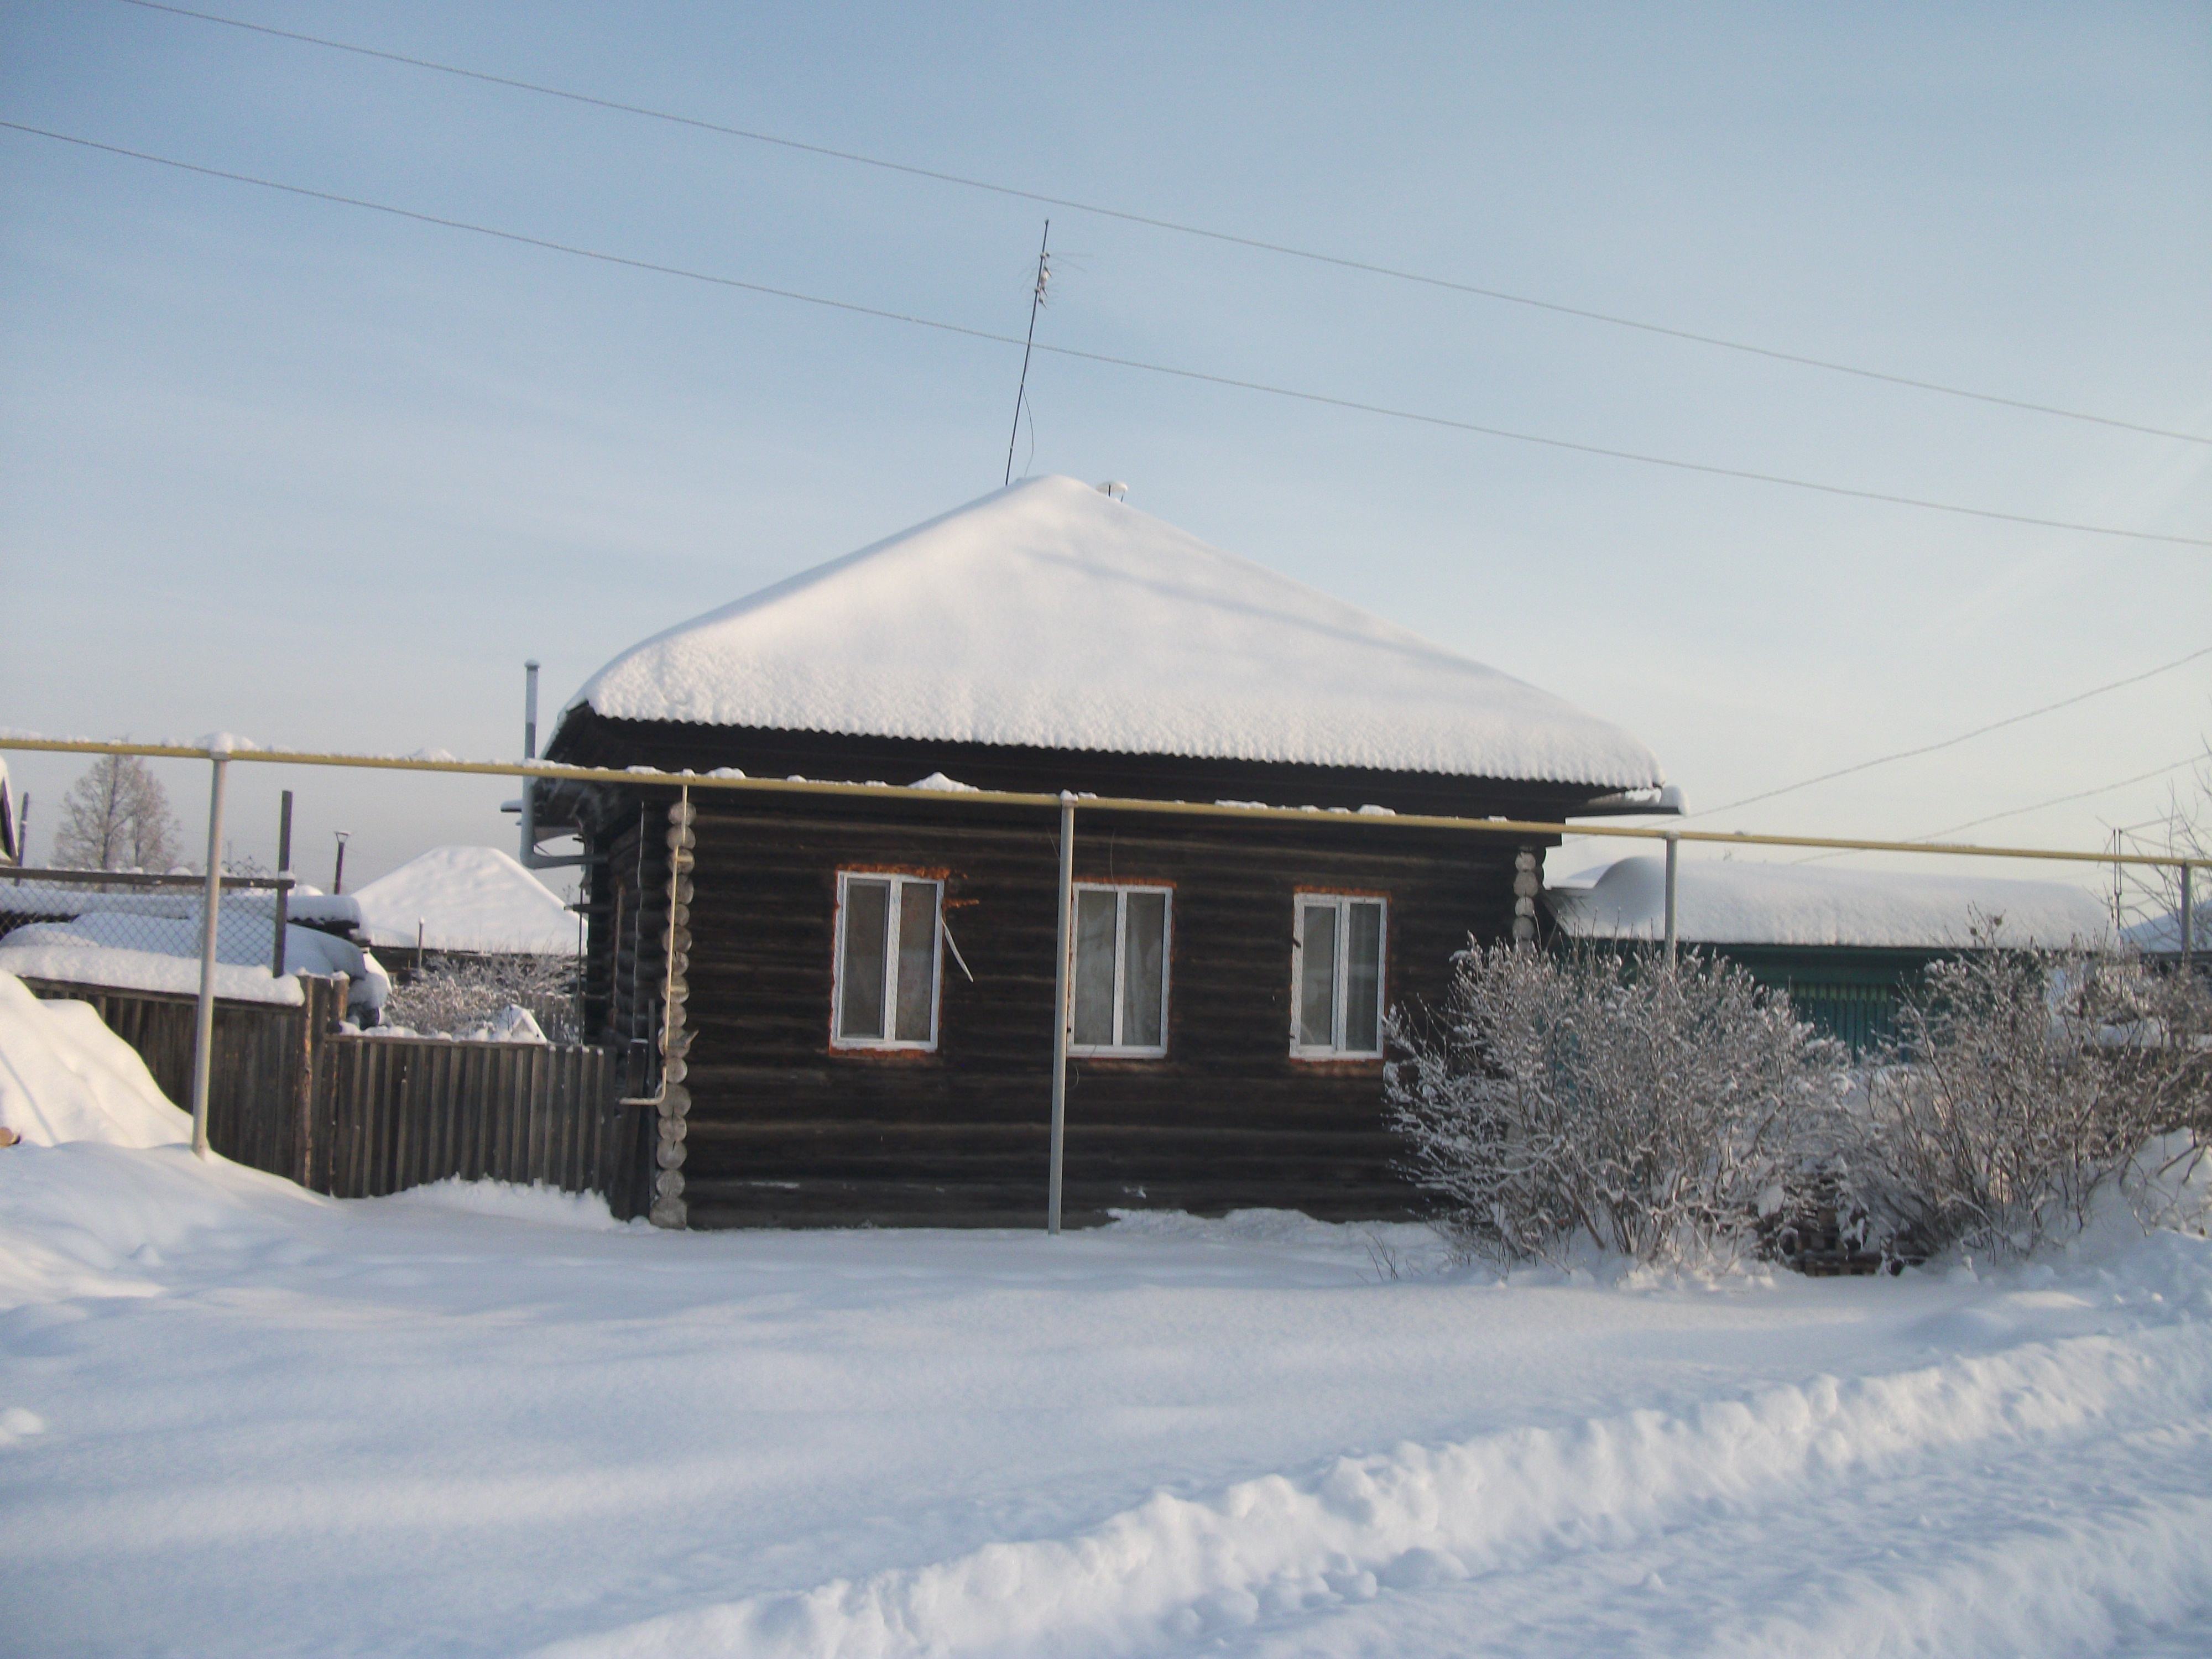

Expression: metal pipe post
xmin=269 ymin=789 xmax=293 ymax=978
xmin=190 ymin=752 xmax=229 ymax=1159
xmin=1047 ymin=797 xmax=1074 ymax=1234
xmin=2183 ymin=862 xmax=2194 ymax=968
xmin=1662 ymin=831 xmax=1679 ymax=968
xmin=520 ymin=660 xmax=539 ymax=864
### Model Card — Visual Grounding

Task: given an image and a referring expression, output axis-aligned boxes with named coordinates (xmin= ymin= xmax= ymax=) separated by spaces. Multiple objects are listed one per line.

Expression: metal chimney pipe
xmin=521 ymin=660 xmax=539 ymax=865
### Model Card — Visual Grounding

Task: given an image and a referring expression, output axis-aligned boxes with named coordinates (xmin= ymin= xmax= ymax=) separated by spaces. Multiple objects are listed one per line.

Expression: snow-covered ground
xmin=3 ymin=983 xmax=2210 ymax=1656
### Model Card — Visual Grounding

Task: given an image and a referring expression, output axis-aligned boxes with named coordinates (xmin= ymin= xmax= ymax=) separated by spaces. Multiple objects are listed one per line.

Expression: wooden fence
xmin=23 ymin=975 xmax=654 ymax=1217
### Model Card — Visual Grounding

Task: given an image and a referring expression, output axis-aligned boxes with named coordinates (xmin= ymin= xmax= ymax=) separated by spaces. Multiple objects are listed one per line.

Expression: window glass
xmin=1123 ymin=890 xmax=1168 ymax=1048
xmin=1072 ymin=888 xmax=1119 ymax=1046
xmin=1299 ymin=900 xmax=1339 ymax=1048
xmin=1345 ymin=900 xmax=1384 ymax=1054
xmin=838 ymin=878 xmax=889 ymax=1041
xmin=894 ymin=879 xmax=939 ymax=1042
xmin=1070 ymin=884 xmax=1171 ymax=1055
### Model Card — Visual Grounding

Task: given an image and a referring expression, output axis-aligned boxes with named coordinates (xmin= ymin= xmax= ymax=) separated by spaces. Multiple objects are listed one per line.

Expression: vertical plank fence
xmin=23 ymin=975 xmax=654 ymax=1218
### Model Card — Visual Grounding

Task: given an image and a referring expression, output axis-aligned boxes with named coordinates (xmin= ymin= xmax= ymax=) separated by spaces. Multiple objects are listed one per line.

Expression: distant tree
xmin=53 ymin=753 xmax=181 ymax=872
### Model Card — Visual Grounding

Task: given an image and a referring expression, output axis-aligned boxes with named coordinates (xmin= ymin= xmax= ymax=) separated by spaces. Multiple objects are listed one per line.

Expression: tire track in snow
xmin=528 ymin=1321 xmax=2212 ymax=1659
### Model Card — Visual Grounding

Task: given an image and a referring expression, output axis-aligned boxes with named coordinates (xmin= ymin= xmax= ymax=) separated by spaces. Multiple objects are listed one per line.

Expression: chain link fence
xmin=0 ymin=868 xmax=292 ymax=995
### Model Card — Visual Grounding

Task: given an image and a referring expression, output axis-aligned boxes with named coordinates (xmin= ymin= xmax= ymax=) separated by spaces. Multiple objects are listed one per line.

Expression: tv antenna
xmin=1003 ymin=220 xmax=1052 ymax=487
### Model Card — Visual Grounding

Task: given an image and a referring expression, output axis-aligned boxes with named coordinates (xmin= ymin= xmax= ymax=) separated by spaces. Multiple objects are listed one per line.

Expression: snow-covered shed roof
xmin=561 ymin=476 xmax=1663 ymax=791
xmin=1548 ymin=855 xmax=2112 ymax=950
xmin=2124 ymin=906 xmax=2210 ymax=954
xmin=348 ymin=846 xmax=577 ymax=956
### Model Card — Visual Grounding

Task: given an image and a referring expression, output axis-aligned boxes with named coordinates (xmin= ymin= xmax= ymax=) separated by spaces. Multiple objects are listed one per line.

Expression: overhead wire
xmin=1790 ymin=749 xmax=2210 ymax=864
xmin=6 ymin=119 xmax=2207 ymax=551
xmin=1684 ymin=643 xmax=2212 ymax=822
xmin=109 ymin=0 xmax=2211 ymax=448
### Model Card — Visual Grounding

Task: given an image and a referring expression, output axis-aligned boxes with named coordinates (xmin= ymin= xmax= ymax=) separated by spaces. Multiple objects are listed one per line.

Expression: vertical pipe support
xmin=1662 ymin=830 xmax=1680 ymax=969
xmin=270 ymin=789 xmax=293 ymax=978
xmin=520 ymin=660 xmax=539 ymax=865
xmin=1047 ymin=796 xmax=1074 ymax=1235
xmin=190 ymin=750 xmax=231 ymax=1159
xmin=2182 ymin=862 xmax=2194 ymax=969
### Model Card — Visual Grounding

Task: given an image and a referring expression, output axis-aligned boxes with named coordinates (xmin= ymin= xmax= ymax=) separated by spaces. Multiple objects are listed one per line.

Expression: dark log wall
xmin=549 ymin=708 xmax=1645 ymax=822
xmin=667 ymin=793 xmax=1531 ymax=1228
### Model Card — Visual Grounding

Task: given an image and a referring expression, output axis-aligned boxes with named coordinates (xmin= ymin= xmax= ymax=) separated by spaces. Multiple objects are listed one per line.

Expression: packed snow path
xmin=3 ymin=1148 xmax=2209 ymax=1656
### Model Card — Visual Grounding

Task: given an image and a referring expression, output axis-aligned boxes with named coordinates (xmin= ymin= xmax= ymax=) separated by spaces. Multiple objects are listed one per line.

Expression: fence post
xmin=1048 ymin=797 xmax=1074 ymax=1235
xmin=1662 ymin=830 xmax=1680 ymax=969
xmin=190 ymin=750 xmax=229 ymax=1159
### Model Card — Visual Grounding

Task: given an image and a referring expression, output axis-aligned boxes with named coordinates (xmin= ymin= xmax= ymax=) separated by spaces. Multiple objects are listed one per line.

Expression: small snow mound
xmin=382 ymin=1177 xmax=625 ymax=1231
xmin=908 ymin=772 xmax=978 ymax=792
xmin=191 ymin=732 xmax=258 ymax=754
xmin=453 ymin=1005 xmax=548 ymax=1044
xmin=0 ymin=974 xmax=191 ymax=1147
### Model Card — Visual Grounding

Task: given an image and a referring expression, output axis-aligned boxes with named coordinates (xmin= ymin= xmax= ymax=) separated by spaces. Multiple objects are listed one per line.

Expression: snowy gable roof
xmin=349 ymin=847 xmax=577 ymax=956
xmin=1549 ymin=855 xmax=2112 ymax=950
xmin=564 ymin=476 xmax=1663 ymax=790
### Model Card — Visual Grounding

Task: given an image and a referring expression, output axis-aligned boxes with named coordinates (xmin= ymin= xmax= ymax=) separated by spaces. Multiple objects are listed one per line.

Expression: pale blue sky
xmin=3 ymin=1 xmax=2206 ymax=891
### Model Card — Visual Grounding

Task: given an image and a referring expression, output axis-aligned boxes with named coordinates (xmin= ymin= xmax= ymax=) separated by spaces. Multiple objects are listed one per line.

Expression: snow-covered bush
xmin=380 ymin=953 xmax=580 ymax=1042
xmin=1850 ymin=929 xmax=2212 ymax=1260
xmin=1385 ymin=943 xmax=1850 ymax=1267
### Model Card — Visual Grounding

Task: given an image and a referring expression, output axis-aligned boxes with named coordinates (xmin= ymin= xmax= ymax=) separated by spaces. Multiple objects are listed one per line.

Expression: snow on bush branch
xmin=1385 ymin=944 xmax=1848 ymax=1267
xmin=381 ymin=953 xmax=580 ymax=1042
xmin=1854 ymin=921 xmax=2212 ymax=1259
xmin=1385 ymin=924 xmax=2212 ymax=1268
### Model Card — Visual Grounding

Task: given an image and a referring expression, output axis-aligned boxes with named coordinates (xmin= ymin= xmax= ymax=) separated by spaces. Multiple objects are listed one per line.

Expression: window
xmin=1291 ymin=894 xmax=1385 ymax=1058
xmin=832 ymin=872 xmax=943 ymax=1050
xmin=1070 ymin=884 xmax=1171 ymax=1056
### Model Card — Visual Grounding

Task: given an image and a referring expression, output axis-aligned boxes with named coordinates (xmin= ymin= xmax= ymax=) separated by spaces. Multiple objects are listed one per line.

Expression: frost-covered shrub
xmin=1385 ymin=943 xmax=1851 ymax=1267
xmin=381 ymin=954 xmax=580 ymax=1042
xmin=1850 ymin=930 xmax=2212 ymax=1260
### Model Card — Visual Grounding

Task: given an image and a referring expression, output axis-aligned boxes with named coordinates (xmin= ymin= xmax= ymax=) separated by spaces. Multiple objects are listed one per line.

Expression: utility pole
xmin=1004 ymin=221 xmax=1051 ymax=488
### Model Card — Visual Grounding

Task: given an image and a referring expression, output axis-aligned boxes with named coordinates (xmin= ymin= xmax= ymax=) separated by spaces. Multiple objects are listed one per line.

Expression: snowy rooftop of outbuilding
xmin=1548 ymin=854 xmax=2113 ymax=950
xmin=348 ymin=846 xmax=577 ymax=956
xmin=562 ymin=476 xmax=1664 ymax=791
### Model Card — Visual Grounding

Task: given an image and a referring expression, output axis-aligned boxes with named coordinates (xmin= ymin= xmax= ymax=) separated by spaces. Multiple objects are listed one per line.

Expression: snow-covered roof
xmin=562 ymin=476 xmax=1663 ymax=790
xmin=1548 ymin=855 xmax=2113 ymax=950
xmin=349 ymin=846 xmax=577 ymax=955
xmin=2123 ymin=906 xmax=2211 ymax=954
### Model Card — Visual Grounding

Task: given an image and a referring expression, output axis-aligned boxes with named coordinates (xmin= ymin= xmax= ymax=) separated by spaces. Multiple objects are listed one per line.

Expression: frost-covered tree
xmin=53 ymin=753 xmax=180 ymax=873
xmin=1386 ymin=943 xmax=1851 ymax=1267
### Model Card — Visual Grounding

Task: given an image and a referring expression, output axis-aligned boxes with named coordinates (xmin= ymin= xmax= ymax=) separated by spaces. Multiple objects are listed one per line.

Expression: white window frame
xmin=1289 ymin=892 xmax=1387 ymax=1060
xmin=830 ymin=870 xmax=945 ymax=1052
xmin=1068 ymin=882 xmax=1173 ymax=1058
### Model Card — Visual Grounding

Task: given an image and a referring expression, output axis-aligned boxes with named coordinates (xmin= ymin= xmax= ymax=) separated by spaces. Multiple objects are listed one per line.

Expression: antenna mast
xmin=1003 ymin=220 xmax=1051 ymax=487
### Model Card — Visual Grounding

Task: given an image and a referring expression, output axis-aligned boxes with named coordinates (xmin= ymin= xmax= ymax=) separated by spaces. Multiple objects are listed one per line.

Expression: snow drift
xmin=0 ymin=972 xmax=189 ymax=1147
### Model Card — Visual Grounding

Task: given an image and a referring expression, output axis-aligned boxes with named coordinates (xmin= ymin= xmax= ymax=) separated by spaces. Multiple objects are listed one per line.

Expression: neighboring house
xmin=0 ymin=885 xmax=388 ymax=1018
xmin=1547 ymin=854 xmax=2114 ymax=1050
xmin=290 ymin=845 xmax=578 ymax=976
xmin=534 ymin=475 xmax=1671 ymax=1228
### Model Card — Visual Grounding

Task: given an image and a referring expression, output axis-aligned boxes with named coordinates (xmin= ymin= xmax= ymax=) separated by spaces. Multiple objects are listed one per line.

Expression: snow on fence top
xmin=348 ymin=846 xmax=577 ymax=956
xmin=562 ymin=476 xmax=1665 ymax=790
xmin=1548 ymin=855 xmax=2114 ymax=950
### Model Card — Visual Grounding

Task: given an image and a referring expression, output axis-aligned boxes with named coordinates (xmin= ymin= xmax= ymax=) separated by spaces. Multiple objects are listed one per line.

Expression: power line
xmin=109 ymin=0 xmax=2212 ymax=449
xmin=1689 ymin=643 xmax=2212 ymax=821
xmin=1793 ymin=749 xmax=2209 ymax=864
xmin=8 ymin=118 xmax=2209 ymax=552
